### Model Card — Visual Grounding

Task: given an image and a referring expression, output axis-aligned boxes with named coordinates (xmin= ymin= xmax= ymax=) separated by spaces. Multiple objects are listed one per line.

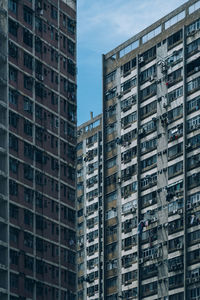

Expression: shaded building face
xmin=0 ymin=0 xmax=77 ymax=299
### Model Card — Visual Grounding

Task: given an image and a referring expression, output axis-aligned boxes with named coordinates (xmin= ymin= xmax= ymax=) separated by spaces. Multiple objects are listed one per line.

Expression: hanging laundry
xmin=190 ymin=215 xmax=195 ymax=225
xmin=138 ymin=220 xmax=145 ymax=235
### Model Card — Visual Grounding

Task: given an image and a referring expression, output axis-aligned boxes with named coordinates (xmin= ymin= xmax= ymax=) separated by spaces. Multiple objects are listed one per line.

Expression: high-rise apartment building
xmin=0 ymin=0 xmax=77 ymax=299
xmin=101 ymin=0 xmax=200 ymax=299
xmin=77 ymin=113 xmax=103 ymax=300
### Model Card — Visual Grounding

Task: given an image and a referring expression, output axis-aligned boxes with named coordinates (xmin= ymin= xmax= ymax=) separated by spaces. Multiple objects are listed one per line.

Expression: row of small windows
xmin=9 ymin=0 xmax=76 ymax=35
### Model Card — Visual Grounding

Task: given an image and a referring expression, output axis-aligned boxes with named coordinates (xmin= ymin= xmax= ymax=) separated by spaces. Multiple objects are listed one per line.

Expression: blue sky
xmin=77 ymin=0 xmax=187 ymax=125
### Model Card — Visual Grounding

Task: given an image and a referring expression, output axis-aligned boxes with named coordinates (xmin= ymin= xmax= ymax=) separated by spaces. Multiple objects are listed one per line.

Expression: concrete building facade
xmin=0 ymin=0 xmax=77 ymax=299
xmin=77 ymin=113 xmax=103 ymax=300
xmin=101 ymin=0 xmax=200 ymax=299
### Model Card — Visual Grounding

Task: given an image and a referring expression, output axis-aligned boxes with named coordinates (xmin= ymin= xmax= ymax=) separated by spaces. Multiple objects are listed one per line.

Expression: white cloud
xmin=77 ymin=0 xmax=187 ymax=124
xmin=78 ymin=0 xmax=186 ymax=52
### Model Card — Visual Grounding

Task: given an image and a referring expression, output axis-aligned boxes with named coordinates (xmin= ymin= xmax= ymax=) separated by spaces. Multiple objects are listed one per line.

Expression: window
xmin=24 ymin=75 xmax=33 ymax=90
xmin=121 ymin=182 xmax=137 ymax=198
xmin=35 ymin=171 xmax=43 ymax=185
xmin=9 ymin=180 xmax=18 ymax=196
xmin=141 ymin=173 xmax=157 ymax=188
xmin=187 ymin=18 xmax=200 ymax=34
xmin=187 ymin=37 xmax=200 ymax=56
xmin=140 ymin=83 xmax=156 ymax=101
xmin=105 ymin=208 xmax=117 ymax=220
xmin=9 ymin=0 xmax=17 ymax=13
xmin=167 ymin=68 xmax=183 ymax=87
xmin=121 ymin=94 xmax=136 ymax=112
xmin=122 ymin=59 xmax=137 ymax=77
xmin=23 ymin=29 xmax=33 ymax=47
xmin=10 ymin=273 xmax=19 ymax=289
xmin=122 ymin=200 xmax=137 ymax=214
xmin=119 ymin=40 xmax=139 ymax=58
xmin=24 ymin=209 xmax=33 ymax=226
xmin=67 ymin=17 xmax=76 ymax=35
xmin=51 ymin=5 xmax=57 ymax=19
xmin=188 ymin=115 xmax=200 ymax=131
xmin=24 ymin=6 xmax=33 ymax=25
xmin=9 ymin=89 xmax=18 ymax=105
xmin=167 ymin=49 xmax=183 ymax=66
xmin=141 ymin=101 xmax=157 ymax=118
xmin=9 ymin=66 xmax=18 ymax=82
xmin=9 ymin=157 xmax=19 ymax=174
xmin=24 ymin=120 xmax=33 ymax=136
xmin=142 ymin=26 xmax=161 ymax=43
xmin=106 ymin=70 xmax=116 ymax=84
xmin=24 ymin=187 xmax=33 ymax=204
xmin=165 ymin=11 xmax=185 ymax=29
xmin=141 ymin=191 xmax=157 ymax=208
xmin=10 ymin=227 xmax=19 ymax=244
xmin=122 ymin=270 xmax=137 ymax=283
xmin=35 ymin=37 xmax=42 ymax=53
xmin=25 ymin=278 xmax=34 ymax=293
xmin=24 ymin=232 xmax=33 ymax=248
xmin=141 ymin=137 xmax=157 ymax=153
xmin=9 ymin=19 xmax=18 ymax=36
xmin=24 ymin=164 xmax=33 ymax=181
xmin=9 ymin=111 xmax=18 ymax=128
xmin=67 ymin=59 xmax=76 ymax=76
xmin=122 ymin=128 xmax=137 ymax=144
xmin=107 ymin=277 xmax=117 ymax=288
xmin=142 ymin=281 xmax=157 ymax=296
xmin=187 ymin=96 xmax=200 ymax=112
xmin=9 ymin=42 xmax=18 ymax=59
xmin=140 ymin=65 xmax=156 ymax=83
xmin=24 ymin=97 xmax=33 ymax=114
xmin=121 ymin=165 xmax=136 ymax=181
xmin=35 ymin=17 xmax=42 ymax=31
xmin=24 ymin=52 xmax=33 ymax=69
xmin=10 ymin=204 xmax=19 ymax=219
xmin=169 ymin=293 xmax=184 ymax=300
xmin=168 ymin=105 xmax=183 ymax=122
xmin=142 ymin=119 xmax=157 ymax=134
xmin=9 ymin=134 xmax=18 ymax=152
xmin=121 ymin=112 xmax=137 ymax=128
xmin=121 ymin=76 xmax=136 ymax=92
xmin=24 ymin=142 xmax=33 ymax=160
xmin=140 ymin=46 xmax=156 ymax=63
xmin=187 ymin=76 xmax=200 ymax=93
xmin=168 ymin=30 xmax=183 ymax=48
xmin=168 ymin=143 xmax=183 ymax=159
xmin=10 ymin=250 xmax=19 ymax=265
xmin=168 ymin=86 xmax=183 ymax=102
xmin=105 ymin=87 xmax=116 ymax=101
xmin=168 ymin=161 xmax=183 ymax=178
xmin=141 ymin=155 xmax=157 ymax=170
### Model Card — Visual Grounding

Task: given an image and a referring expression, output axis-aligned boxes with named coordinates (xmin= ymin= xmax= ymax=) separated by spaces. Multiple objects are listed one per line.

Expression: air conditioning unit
xmin=186 ymin=143 xmax=192 ymax=149
xmin=117 ymin=92 xmax=123 ymax=99
xmin=138 ymin=128 xmax=144 ymax=135
xmin=38 ymin=74 xmax=44 ymax=81
xmin=187 ymin=278 xmax=192 ymax=284
xmin=150 ymin=75 xmax=156 ymax=82
xmin=139 ymin=57 xmax=144 ymax=63
xmin=139 ymin=258 xmax=143 ymax=264
xmin=131 ymin=207 xmax=136 ymax=213
xmin=40 ymin=9 xmax=44 ymax=15
xmin=178 ymin=208 xmax=183 ymax=214
xmin=187 ymin=203 xmax=192 ymax=210
xmin=189 ymin=29 xmax=196 ymax=36
xmin=177 ymin=243 xmax=182 ymax=249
